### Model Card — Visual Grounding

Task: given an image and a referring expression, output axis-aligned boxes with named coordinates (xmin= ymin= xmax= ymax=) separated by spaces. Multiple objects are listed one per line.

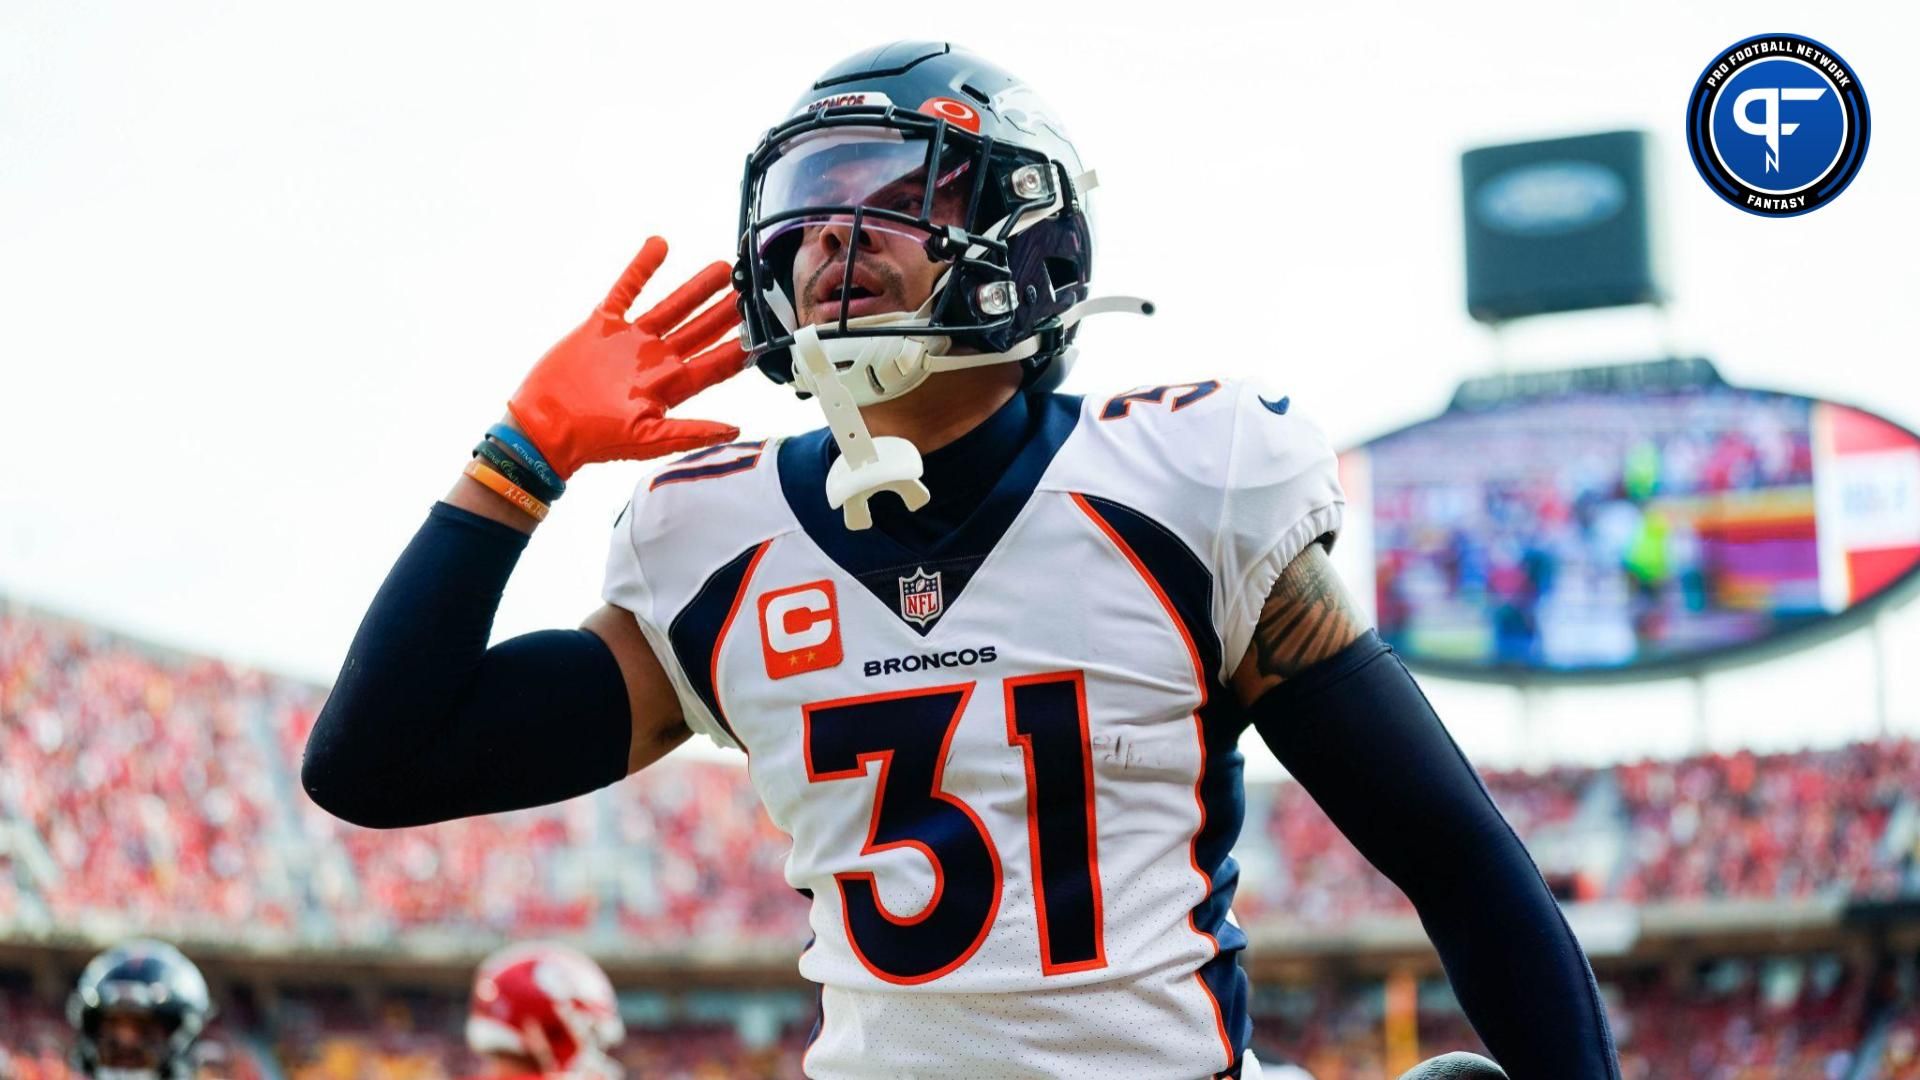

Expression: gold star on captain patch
xmin=805 ymin=650 xmax=817 ymax=662
xmin=788 ymin=655 xmax=800 ymax=668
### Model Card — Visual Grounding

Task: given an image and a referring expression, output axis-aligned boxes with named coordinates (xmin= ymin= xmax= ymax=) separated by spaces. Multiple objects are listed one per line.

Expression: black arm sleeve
xmin=300 ymin=502 xmax=633 ymax=828
xmin=1251 ymin=631 xmax=1620 ymax=1080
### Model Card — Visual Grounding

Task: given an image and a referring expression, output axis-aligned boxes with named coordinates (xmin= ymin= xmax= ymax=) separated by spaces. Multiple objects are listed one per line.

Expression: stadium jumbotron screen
xmin=1339 ymin=359 xmax=1920 ymax=679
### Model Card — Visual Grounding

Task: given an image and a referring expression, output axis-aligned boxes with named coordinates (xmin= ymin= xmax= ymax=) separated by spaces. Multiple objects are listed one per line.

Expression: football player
xmin=304 ymin=42 xmax=1620 ymax=1079
xmin=68 ymin=940 xmax=212 ymax=1080
xmin=464 ymin=942 xmax=625 ymax=1078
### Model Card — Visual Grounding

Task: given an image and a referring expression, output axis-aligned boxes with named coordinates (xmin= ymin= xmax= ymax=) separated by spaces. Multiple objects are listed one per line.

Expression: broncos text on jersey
xmin=603 ymin=379 xmax=1342 ymax=1080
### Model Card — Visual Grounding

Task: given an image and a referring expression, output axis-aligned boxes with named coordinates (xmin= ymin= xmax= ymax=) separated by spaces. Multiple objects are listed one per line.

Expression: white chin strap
xmin=789 ymin=292 xmax=1153 ymax=530
xmin=791 ymin=322 xmax=932 ymax=532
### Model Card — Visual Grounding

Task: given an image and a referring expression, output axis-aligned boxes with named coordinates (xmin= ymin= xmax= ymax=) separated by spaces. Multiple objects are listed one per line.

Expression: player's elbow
xmin=299 ymin=702 xmax=410 ymax=829
xmin=300 ymin=746 xmax=383 ymax=828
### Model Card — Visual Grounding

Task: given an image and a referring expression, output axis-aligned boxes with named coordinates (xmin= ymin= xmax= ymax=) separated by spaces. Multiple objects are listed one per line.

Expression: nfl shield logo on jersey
xmin=898 ymin=567 xmax=944 ymax=627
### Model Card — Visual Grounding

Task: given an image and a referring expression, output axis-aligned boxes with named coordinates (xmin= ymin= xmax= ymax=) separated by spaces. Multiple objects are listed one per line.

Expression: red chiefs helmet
xmin=466 ymin=942 xmax=624 ymax=1078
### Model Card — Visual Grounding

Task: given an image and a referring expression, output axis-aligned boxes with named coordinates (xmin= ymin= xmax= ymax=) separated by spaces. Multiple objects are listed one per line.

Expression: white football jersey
xmin=604 ymin=378 xmax=1342 ymax=1080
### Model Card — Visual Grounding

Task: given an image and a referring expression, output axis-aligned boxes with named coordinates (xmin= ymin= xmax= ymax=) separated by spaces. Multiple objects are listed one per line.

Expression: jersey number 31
xmin=803 ymin=673 xmax=1105 ymax=984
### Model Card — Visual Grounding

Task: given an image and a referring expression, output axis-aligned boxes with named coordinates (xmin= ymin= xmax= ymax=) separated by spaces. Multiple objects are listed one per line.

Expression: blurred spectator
xmin=0 ymin=613 xmax=294 ymax=936
xmin=615 ymin=763 xmax=808 ymax=942
xmin=264 ymin=988 xmax=810 ymax=1080
xmin=1615 ymin=742 xmax=1920 ymax=902
xmin=4 ymin=604 xmax=1918 ymax=950
xmin=8 ymin=606 xmax=1920 ymax=1079
xmin=1239 ymin=764 xmax=1592 ymax=925
xmin=1254 ymin=957 xmax=1863 ymax=1080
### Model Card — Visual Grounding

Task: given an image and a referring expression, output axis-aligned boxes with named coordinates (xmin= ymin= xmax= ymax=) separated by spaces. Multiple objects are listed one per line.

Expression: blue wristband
xmin=487 ymin=423 xmax=566 ymax=495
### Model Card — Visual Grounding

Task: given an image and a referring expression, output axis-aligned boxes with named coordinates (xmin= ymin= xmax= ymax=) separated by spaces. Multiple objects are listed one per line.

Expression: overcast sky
xmin=3 ymin=1 xmax=1915 ymax=774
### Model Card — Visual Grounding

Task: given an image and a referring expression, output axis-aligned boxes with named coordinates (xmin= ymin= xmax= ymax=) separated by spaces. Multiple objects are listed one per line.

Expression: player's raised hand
xmin=507 ymin=237 xmax=751 ymax=478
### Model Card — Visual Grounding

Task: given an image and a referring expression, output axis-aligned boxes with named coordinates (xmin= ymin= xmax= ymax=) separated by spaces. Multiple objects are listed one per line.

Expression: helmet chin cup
xmin=792 ymin=324 xmax=931 ymax=531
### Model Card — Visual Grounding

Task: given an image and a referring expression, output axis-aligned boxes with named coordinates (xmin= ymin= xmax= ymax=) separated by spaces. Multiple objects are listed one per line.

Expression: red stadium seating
xmin=0 ymin=615 xmax=297 ymax=936
xmin=1255 ymin=961 xmax=1868 ymax=1080
xmin=7 ymin=606 xmax=1920 ymax=1078
xmin=6 ymin=608 xmax=1920 ymax=946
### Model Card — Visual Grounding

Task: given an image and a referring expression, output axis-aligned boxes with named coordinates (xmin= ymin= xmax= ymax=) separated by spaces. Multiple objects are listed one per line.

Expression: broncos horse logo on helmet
xmin=734 ymin=41 xmax=1151 ymax=528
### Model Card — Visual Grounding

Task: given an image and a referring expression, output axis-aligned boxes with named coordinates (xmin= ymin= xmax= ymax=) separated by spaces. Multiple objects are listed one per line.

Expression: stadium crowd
xmin=8 ymin=606 xmax=1916 ymax=951
xmin=1614 ymin=741 xmax=1919 ymax=903
xmin=8 ymin=963 xmax=1905 ymax=1079
xmin=7 ymin=605 xmax=1920 ymax=1076
xmin=0 ymin=995 xmax=269 ymax=1080
xmin=1251 ymin=957 xmax=1880 ymax=1080
xmin=0 ymin=614 xmax=295 ymax=938
xmin=271 ymin=1019 xmax=808 ymax=1080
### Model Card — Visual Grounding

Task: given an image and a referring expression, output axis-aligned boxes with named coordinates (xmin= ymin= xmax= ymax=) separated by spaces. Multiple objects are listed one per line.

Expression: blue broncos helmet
xmin=736 ymin=42 xmax=1101 ymax=395
xmin=68 ymin=940 xmax=212 ymax=1080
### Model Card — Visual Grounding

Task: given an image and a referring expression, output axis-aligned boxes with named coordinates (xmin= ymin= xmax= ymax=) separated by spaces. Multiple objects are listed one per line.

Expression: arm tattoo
xmin=1251 ymin=543 xmax=1367 ymax=680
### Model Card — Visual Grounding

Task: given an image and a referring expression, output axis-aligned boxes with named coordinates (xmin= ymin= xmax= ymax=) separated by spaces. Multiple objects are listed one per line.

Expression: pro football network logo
xmin=1686 ymin=34 xmax=1869 ymax=217
xmin=898 ymin=567 xmax=944 ymax=627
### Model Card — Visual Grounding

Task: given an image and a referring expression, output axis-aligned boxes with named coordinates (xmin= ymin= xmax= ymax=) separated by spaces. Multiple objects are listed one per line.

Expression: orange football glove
xmin=507 ymin=237 xmax=750 ymax=480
